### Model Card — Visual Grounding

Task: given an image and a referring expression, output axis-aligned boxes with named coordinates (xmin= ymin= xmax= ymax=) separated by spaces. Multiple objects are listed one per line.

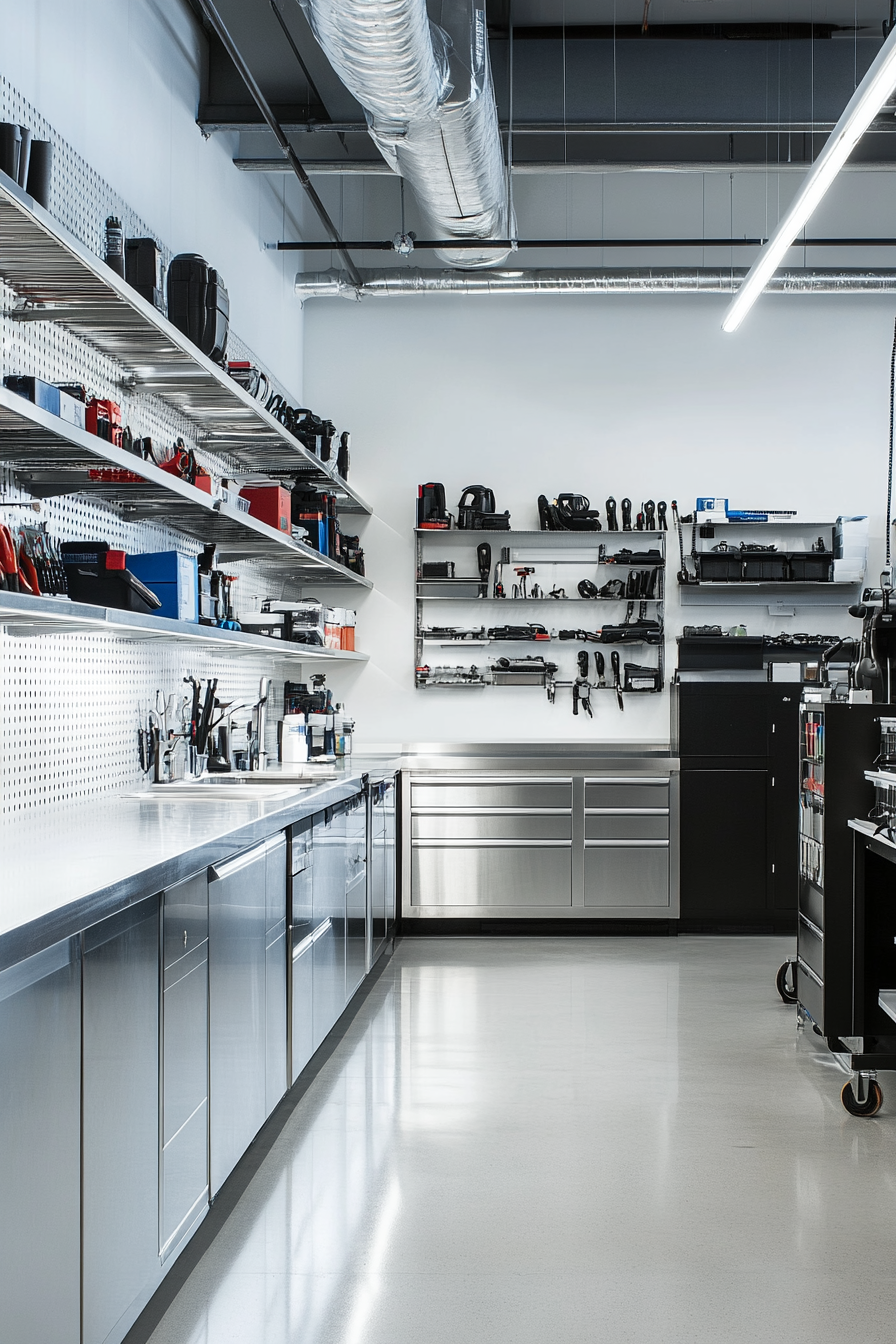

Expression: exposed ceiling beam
xmin=202 ymin=115 xmax=896 ymax=135
xmin=234 ymin=157 xmax=896 ymax=175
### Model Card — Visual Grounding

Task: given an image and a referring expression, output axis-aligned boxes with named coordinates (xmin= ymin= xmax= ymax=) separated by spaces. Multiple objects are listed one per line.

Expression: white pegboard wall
xmin=0 ymin=628 xmax=289 ymax=815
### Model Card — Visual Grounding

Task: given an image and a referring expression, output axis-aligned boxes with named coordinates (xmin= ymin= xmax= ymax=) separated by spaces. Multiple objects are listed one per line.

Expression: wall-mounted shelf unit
xmin=678 ymin=520 xmax=864 ymax=608
xmin=0 ymin=386 xmax=371 ymax=589
xmin=0 ymin=171 xmax=370 ymax=514
xmin=414 ymin=528 xmax=666 ymax=693
xmin=0 ymin=589 xmax=369 ymax=662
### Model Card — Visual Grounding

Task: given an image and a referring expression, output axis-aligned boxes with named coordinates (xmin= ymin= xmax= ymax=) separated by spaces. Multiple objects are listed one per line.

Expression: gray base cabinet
xmin=2 ymin=781 xmax=395 ymax=1344
xmin=82 ymin=898 xmax=161 ymax=1344
xmin=161 ymin=872 xmax=209 ymax=1258
xmin=406 ymin=764 xmax=678 ymax=919
xmin=0 ymin=938 xmax=81 ymax=1344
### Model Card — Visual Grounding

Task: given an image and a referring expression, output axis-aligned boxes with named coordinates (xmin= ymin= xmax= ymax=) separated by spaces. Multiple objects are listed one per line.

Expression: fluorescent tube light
xmin=722 ymin=26 xmax=896 ymax=334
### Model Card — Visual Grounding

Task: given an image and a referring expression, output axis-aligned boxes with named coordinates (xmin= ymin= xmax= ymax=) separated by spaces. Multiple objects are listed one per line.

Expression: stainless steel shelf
xmin=0 ymin=589 xmax=369 ymax=661
xmin=415 ymin=529 xmax=667 ymax=538
xmin=0 ymin=172 xmax=369 ymax=514
xmin=0 ymin=386 xmax=371 ymax=588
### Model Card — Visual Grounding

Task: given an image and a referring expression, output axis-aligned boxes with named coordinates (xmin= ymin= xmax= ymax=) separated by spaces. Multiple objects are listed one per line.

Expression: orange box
xmin=240 ymin=484 xmax=291 ymax=534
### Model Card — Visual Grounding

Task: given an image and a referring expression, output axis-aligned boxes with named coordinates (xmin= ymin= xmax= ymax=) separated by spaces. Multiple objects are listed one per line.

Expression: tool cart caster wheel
xmin=841 ymin=1080 xmax=884 ymax=1117
xmin=775 ymin=960 xmax=798 ymax=1004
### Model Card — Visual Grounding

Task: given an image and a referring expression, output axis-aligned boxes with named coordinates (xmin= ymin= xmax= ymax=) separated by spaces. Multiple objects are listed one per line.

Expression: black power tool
xmin=457 ymin=485 xmax=511 ymax=530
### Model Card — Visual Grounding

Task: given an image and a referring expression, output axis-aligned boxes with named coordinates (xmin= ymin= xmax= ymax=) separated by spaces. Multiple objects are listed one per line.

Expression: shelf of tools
xmin=414 ymin=524 xmax=666 ymax=710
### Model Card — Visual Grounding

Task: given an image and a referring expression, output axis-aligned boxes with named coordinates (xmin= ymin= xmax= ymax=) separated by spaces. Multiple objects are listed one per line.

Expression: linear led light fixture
xmin=722 ymin=26 xmax=896 ymax=334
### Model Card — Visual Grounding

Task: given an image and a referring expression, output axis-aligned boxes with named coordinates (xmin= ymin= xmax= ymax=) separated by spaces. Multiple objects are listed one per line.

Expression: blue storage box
xmin=126 ymin=550 xmax=198 ymax=622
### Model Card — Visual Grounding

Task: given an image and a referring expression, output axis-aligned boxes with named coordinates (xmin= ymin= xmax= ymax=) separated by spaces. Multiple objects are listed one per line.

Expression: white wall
xmin=3 ymin=0 xmax=305 ymax=397
xmin=305 ymin=291 xmax=896 ymax=746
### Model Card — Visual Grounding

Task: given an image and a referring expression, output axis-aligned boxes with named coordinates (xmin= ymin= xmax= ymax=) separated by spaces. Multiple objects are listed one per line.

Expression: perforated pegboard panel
xmin=0 ymin=629 xmax=288 ymax=815
xmin=0 ymin=78 xmax=327 ymax=814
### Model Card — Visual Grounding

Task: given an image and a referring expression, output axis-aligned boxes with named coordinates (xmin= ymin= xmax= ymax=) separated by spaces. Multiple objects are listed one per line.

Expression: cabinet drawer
xmin=584 ymin=842 xmax=669 ymax=908
xmin=585 ymin=779 xmax=670 ymax=810
xmin=413 ymin=812 xmax=571 ymax=841
xmin=412 ymin=843 xmax=572 ymax=907
xmin=797 ymin=960 xmax=825 ymax=1028
xmin=798 ymin=915 xmax=824 ymax=980
xmin=800 ymin=880 xmax=824 ymax=931
xmin=585 ymin=813 xmax=668 ymax=841
xmin=412 ymin=778 xmax=572 ymax=810
xmin=163 ymin=871 xmax=208 ymax=972
xmin=161 ymin=1100 xmax=208 ymax=1258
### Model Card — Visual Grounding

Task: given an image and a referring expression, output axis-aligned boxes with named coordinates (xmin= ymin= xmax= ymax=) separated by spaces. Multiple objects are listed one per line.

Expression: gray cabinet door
xmin=412 ymin=842 xmax=573 ymax=907
xmin=584 ymin=842 xmax=670 ymax=908
xmin=370 ymin=787 xmax=387 ymax=960
xmin=0 ymin=939 xmax=81 ymax=1344
xmin=162 ymin=872 xmax=208 ymax=1258
xmin=209 ymin=842 xmax=268 ymax=1196
xmin=82 ymin=898 xmax=161 ymax=1344
xmin=345 ymin=793 xmax=367 ymax=998
xmin=384 ymin=778 xmax=397 ymax=938
xmin=312 ymin=805 xmax=348 ymax=1049
xmin=290 ymin=825 xmax=315 ymax=1084
xmin=265 ymin=835 xmax=288 ymax=1113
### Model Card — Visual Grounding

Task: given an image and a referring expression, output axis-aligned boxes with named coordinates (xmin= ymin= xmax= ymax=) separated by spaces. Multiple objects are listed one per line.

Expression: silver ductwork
xmin=295 ymin=267 xmax=896 ymax=300
xmin=299 ymin=0 xmax=511 ymax=268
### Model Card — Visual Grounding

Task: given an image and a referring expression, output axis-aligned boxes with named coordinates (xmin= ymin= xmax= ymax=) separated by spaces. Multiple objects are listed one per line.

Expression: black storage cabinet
xmin=675 ymin=682 xmax=800 ymax=932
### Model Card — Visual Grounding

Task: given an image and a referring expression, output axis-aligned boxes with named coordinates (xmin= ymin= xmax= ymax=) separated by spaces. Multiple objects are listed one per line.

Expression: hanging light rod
xmin=275 ymin=237 xmax=896 ymax=252
xmin=722 ymin=26 xmax=896 ymax=333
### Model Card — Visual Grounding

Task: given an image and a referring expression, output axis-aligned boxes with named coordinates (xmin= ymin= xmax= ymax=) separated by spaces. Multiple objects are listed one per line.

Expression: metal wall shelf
xmin=0 ymin=386 xmax=371 ymax=589
xmin=0 ymin=171 xmax=370 ymax=514
xmin=0 ymin=589 xmax=369 ymax=662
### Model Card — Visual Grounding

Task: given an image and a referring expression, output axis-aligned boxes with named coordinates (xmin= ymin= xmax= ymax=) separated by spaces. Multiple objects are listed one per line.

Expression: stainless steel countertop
xmin=0 ymin=755 xmax=398 ymax=972
xmin=372 ymin=741 xmax=679 ymax=773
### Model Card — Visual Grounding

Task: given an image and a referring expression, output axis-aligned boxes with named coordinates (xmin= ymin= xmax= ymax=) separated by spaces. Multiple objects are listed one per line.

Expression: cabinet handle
xmin=183 ymin=930 xmax=188 ymax=948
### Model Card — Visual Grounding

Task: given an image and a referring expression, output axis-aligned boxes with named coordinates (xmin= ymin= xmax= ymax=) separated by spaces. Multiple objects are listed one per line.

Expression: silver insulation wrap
xmin=294 ymin=267 xmax=896 ymax=300
xmin=300 ymin=0 xmax=511 ymax=267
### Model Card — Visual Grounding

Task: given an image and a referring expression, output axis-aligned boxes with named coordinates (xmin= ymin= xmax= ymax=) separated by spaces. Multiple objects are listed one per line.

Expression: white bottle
xmin=281 ymin=713 xmax=308 ymax=765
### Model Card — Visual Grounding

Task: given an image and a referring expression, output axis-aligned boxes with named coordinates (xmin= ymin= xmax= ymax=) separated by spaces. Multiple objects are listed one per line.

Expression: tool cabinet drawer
xmin=585 ymin=812 xmax=668 ymax=841
xmin=799 ymin=881 xmax=824 ymax=932
xmin=412 ymin=842 xmax=572 ymax=907
xmin=413 ymin=812 xmax=572 ymax=841
xmin=412 ymin=777 xmax=572 ymax=810
xmin=585 ymin=779 xmax=670 ymax=810
xmin=584 ymin=841 xmax=670 ymax=908
xmin=797 ymin=959 xmax=825 ymax=1027
xmin=797 ymin=915 xmax=824 ymax=980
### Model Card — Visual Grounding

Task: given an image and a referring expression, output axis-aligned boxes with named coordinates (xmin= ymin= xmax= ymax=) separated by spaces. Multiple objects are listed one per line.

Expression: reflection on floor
xmin=138 ymin=936 xmax=896 ymax=1344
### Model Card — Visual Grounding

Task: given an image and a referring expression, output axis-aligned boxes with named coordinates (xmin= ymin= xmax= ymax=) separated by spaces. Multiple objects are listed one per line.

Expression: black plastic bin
xmin=743 ymin=554 xmax=788 ymax=581
xmin=697 ymin=554 xmax=743 ymax=582
xmin=788 ymin=552 xmax=834 ymax=582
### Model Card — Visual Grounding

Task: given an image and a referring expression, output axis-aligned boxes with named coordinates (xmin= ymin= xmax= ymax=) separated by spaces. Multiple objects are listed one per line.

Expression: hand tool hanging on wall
xmin=657 ymin=500 xmax=668 ymax=530
xmin=594 ymin=651 xmax=606 ymax=686
xmin=605 ymin=497 xmax=618 ymax=531
xmin=477 ymin=542 xmax=492 ymax=598
xmin=621 ymin=498 xmax=633 ymax=531
xmin=579 ymin=680 xmax=593 ymax=717
xmin=611 ymin=650 xmax=624 ymax=711
xmin=577 ymin=650 xmax=590 ymax=679
xmin=643 ymin=500 xmax=657 ymax=530
xmin=671 ymin=500 xmax=696 ymax=584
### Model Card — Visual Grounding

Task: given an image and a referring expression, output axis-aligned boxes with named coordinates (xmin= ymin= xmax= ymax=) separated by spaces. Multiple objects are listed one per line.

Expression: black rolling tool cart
xmin=674 ymin=682 xmax=800 ymax=932
xmin=788 ymin=701 xmax=896 ymax=1116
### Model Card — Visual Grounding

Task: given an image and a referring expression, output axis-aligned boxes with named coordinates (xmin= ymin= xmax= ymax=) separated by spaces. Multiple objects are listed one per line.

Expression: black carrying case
xmin=167 ymin=253 xmax=229 ymax=362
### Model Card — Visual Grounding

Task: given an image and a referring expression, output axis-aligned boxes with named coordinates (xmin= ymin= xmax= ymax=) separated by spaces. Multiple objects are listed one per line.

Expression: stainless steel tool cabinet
xmin=403 ymin=749 xmax=678 ymax=921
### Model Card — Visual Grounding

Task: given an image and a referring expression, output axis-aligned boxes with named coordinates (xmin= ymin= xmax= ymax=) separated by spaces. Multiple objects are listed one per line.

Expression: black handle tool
xmin=621 ymin=498 xmax=632 ymax=531
xmin=605 ymin=497 xmax=618 ymax=531
xmin=595 ymin=651 xmax=606 ymax=686
xmin=644 ymin=500 xmax=656 ymax=530
xmin=611 ymin=650 xmax=624 ymax=710
xmin=657 ymin=500 xmax=667 ymax=530
xmin=577 ymin=649 xmax=590 ymax=679
xmin=477 ymin=542 xmax=491 ymax=598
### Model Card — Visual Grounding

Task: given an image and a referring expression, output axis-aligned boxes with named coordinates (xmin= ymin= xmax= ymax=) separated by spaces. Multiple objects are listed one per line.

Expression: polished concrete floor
xmin=140 ymin=936 xmax=896 ymax=1344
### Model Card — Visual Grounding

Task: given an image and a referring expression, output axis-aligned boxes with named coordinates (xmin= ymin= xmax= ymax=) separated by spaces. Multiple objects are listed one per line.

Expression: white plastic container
xmin=281 ymin=713 xmax=308 ymax=764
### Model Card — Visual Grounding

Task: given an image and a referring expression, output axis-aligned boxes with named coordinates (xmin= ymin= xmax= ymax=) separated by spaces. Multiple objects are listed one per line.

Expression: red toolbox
xmin=240 ymin=484 xmax=291 ymax=534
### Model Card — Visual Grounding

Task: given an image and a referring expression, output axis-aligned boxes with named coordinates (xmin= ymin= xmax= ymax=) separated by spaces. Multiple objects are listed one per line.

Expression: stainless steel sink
xmin=126 ymin=780 xmax=307 ymax=802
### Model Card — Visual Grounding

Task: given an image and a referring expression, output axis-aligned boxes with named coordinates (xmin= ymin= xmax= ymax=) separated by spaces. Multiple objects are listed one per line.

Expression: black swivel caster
xmin=775 ymin=959 xmax=798 ymax=1005
xmin=841 ymin=1077 xmax=883 ymax=1117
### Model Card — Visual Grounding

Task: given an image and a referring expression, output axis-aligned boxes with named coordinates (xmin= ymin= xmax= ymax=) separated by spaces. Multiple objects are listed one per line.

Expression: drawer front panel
xmin=800 ymin=880 xmax=824 ymax=931
xmin=584 ymin=843 xmax=670 ymax=908
xmin=413 ymin=813 xmax=572 ymax=841
xmin=797 ymin=961 xmax=825 ymax=1028
xmin=412 ymin=780 xmax=572 ymax=810
xmin=412 ymin=844 xmax=572 ymax=907
xmin=585 ymin=781 xmax=670 ymax=810
xmin=585 ymin=813 xmax=669 ymax=841
xmin=797 ymin=917 xmax=824 ymax=980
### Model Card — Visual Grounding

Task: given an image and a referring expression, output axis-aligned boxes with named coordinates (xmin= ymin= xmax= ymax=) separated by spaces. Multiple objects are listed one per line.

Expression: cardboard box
xmin=126 ymin=550 xmax=199 ymax=622
xmin=57 ymin=387 xmax=86 ymax=430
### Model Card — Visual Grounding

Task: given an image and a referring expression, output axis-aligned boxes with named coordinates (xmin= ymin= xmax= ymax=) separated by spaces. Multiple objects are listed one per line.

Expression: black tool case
xmin=167 ymin=253 xmax=229 ymax=361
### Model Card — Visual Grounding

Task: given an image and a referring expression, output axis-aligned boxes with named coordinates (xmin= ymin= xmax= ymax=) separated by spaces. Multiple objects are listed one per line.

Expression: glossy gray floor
xmin=140 ymin=936 xmax=896 ymax=1344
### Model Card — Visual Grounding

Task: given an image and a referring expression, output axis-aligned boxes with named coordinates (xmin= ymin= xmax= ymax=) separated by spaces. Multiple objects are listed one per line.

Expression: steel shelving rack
xmin=414 ymin=528 xmax=665 ymax=692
